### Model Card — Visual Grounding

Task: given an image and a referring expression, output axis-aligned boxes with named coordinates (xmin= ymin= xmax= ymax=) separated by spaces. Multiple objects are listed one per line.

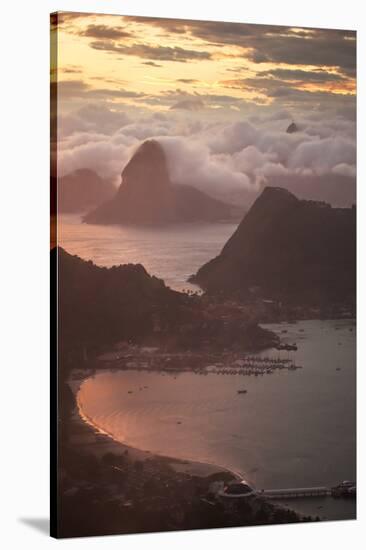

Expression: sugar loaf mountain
xmin=84 ymin=139 xmax=233 ymax=224
xmin=190 ymin=187 xmax=356 ymax=305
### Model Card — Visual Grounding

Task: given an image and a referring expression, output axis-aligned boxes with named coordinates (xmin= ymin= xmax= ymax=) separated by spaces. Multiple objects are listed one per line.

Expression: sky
xmin=51 ymin=12 xmax=356 ymax=206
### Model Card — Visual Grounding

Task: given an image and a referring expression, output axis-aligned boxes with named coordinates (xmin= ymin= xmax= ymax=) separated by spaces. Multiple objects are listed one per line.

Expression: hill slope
xmin=54 ymin=247 xmax=185 ymax=360
xmin=190 ymin=187 xmax=356 ymax=305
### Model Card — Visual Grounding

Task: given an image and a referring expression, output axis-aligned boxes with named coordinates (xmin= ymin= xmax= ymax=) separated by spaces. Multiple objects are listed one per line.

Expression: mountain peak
xmin=125 ymin=139 xmax=167 ymax=173
xmin=261 ymin=186 xmax=298 ymax=200
xmin=120 ymin=139 xmax=171 ymax=194
xmin=248 ymin=186 xmax=299 ymax=218
xmin=191 ymin=188 xmax=356 ymax=304
xmin=84 ymin=139 xmax=233 ymax=225
xmin=135 ymin=138 xmax=164 ymax=155
xmin=286 ymin=121 xmax=298 ymax=134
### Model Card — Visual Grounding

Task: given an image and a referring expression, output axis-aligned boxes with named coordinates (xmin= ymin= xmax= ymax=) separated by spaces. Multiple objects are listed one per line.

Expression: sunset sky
xmin=51 ymin=12 xmax=356 ymax=205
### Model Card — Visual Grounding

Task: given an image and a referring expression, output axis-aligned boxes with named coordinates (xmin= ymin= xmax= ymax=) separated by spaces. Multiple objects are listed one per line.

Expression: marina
xmin=97 ymin=347 xmax=302 ymax=378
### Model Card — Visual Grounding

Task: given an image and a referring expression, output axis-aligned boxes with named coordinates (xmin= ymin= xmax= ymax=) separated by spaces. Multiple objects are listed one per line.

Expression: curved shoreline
xmin=75 ymin=375 xmax=244 ymax=481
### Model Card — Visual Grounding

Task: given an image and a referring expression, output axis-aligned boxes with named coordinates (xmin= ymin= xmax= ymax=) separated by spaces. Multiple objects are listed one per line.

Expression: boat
xmin=331 ymin=480 xmax=356 ymax=498
xmin=237 ymin=389 xmax=247 ymax=394
xmin=276 ymin=343 xmax=298 ymax=351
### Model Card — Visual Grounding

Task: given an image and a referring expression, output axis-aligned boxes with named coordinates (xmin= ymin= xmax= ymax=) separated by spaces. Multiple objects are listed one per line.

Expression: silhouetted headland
xmin=190 ymin=187 xmax=356 ymax=307
xmin=53 ymin=246 xmax=278 ymax=379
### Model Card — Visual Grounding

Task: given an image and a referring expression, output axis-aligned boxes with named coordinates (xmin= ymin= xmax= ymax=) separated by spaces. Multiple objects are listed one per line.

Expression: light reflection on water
xmin=78 ymin=319 xmax=356 ymax=521
xmin=58 ymin=214 xmax=237 ymax=291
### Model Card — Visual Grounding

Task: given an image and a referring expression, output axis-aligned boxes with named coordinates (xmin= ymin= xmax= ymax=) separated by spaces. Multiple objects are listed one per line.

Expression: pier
xmin=217 ymin=480 xmax=356 ymax=503
xmin=260 ymin=487 xmax=331 ymax=499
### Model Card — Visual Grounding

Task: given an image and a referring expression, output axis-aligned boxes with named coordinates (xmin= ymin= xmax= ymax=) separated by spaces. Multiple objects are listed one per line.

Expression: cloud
xmin=89 ymin=41 xmax=212 ymax=62
xmin=176 ymin=78 xmax=199 ymax=84
xmin=287 ymin=135 xmax=356 ymax=175
xmin=80 ymin=24 xmax=131 ymax=40
xmin=125 ymin=17 xmax=356 ymax=75
xmin=58 ymin=104 xmax=131 ymax=138
xmin=206 ymin=121 xmax=260 ymax=154
xmin=170 ymin=98 xmax=205 ymax=110
xmin=157 ymin=136 xmax=254 ymax=196
xmin=57 ymin=102 xmax=356 ymax=207
xmin=150 ymin=89 xmax=251 ymax=111
xmin=258 ymin=68 xmax=347 ymax=83
xmin=246 ymin=31 xmax=356 ymax=75
xmin=60 ymin=65 xmax=83 ymax=75
xmin=87 ymin=88 xmax=145 ymax=99
xmin=332 ymin=163 xmax=356 ymax=178
xmin=54 ymin=80 xmax=145 ymax=102
xmin=221 ymin=75 xmax=355 ymax=110
xmin=51 ymin=12 xmax=95 ymax=29
xmin=58 ymin=137 xmax=135 ymax=181
xmin=142 ymin=61 xmax=163 ymax=67
xmin=52 ymin=80 xmax=89 ymax=97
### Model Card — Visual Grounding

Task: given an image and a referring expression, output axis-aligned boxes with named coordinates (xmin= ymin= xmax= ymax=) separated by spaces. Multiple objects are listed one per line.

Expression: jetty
xmin=260 ymin=480 xmax=356 ymax=500
xmin=218 ymin=480 xmax=356 ymax=501
xmin=260 ymin=487 xmax=330 ymax=499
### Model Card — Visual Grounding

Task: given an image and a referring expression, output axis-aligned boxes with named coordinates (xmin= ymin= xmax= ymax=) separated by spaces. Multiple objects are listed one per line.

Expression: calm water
xmin=59 ymin=214 xmax=237 ymax=291
xmin=79 ymin=319 xmax=356 ymax=521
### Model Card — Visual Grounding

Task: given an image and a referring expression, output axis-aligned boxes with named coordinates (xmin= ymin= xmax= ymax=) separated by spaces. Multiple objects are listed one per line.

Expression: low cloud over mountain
xmin=56 ymin=103 xmax=355 ymax=207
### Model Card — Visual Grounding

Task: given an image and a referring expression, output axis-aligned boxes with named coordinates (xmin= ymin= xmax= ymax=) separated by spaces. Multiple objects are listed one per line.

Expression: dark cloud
xmin=52 ymin=80 xmax=89 ymax=97
xmin=89 ymin=88 xmax=145 ymax=99
xmin=54 ymin=80 xmax=145 ymax=100
xmin=155 ymin=89 xmax=248 ymax=110
xmin=221 ymin=75 xmax=355 ymax=112
xmin=125 ymin=16 xmax=189 ymax=35
xmin=63 ymin=66 xmax=83 ymax=74
xmin=258 ymin=68 xmax=347 ymax=83
xmin=142 ymin=61 xmax=163 ymax=67
xmin=170 ymin=98 xmax=205 ymax=110
xmin=176 ymin=78 xmax=199 ymax=84
xmin=80 ymin=24 xmax=131 ymax=40
xmin=125 ymin=16 xmax=356 ymax=75
xmin=90 ymin=76 xmax=127 ymax=85
xmin=267 ymin=86 xmax=354 ymax=103
xmin=246 ymin=31 xmax=356 ymax=75
xmin=89 ymin=40 xmax=212 ymax=62
xmin=202 ymin=93 xmax=248 ymax=105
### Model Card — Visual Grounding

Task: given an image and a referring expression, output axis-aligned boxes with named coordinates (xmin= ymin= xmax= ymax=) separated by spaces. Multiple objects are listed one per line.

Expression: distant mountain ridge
xmin=57 ymin=169 xmax=115 ymax=213
xmin=84 ymin=139 xmax=234 ymax=224
xmin=190 ymin=186 xmax=356 ymax=305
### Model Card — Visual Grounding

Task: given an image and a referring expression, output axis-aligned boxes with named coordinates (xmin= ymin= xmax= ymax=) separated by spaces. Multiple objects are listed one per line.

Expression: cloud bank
xmin=56 ymin=103 xmax=356 ymax=206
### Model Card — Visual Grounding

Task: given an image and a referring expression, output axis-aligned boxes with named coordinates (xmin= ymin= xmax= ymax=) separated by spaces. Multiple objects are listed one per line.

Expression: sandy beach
xmin=70 ymin=370 xmax=242 ymax=480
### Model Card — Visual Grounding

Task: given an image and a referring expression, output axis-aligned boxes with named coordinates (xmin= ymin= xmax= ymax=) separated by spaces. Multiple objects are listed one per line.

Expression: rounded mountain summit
xmin=84 ymin=139 xmax=234 ymax=225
